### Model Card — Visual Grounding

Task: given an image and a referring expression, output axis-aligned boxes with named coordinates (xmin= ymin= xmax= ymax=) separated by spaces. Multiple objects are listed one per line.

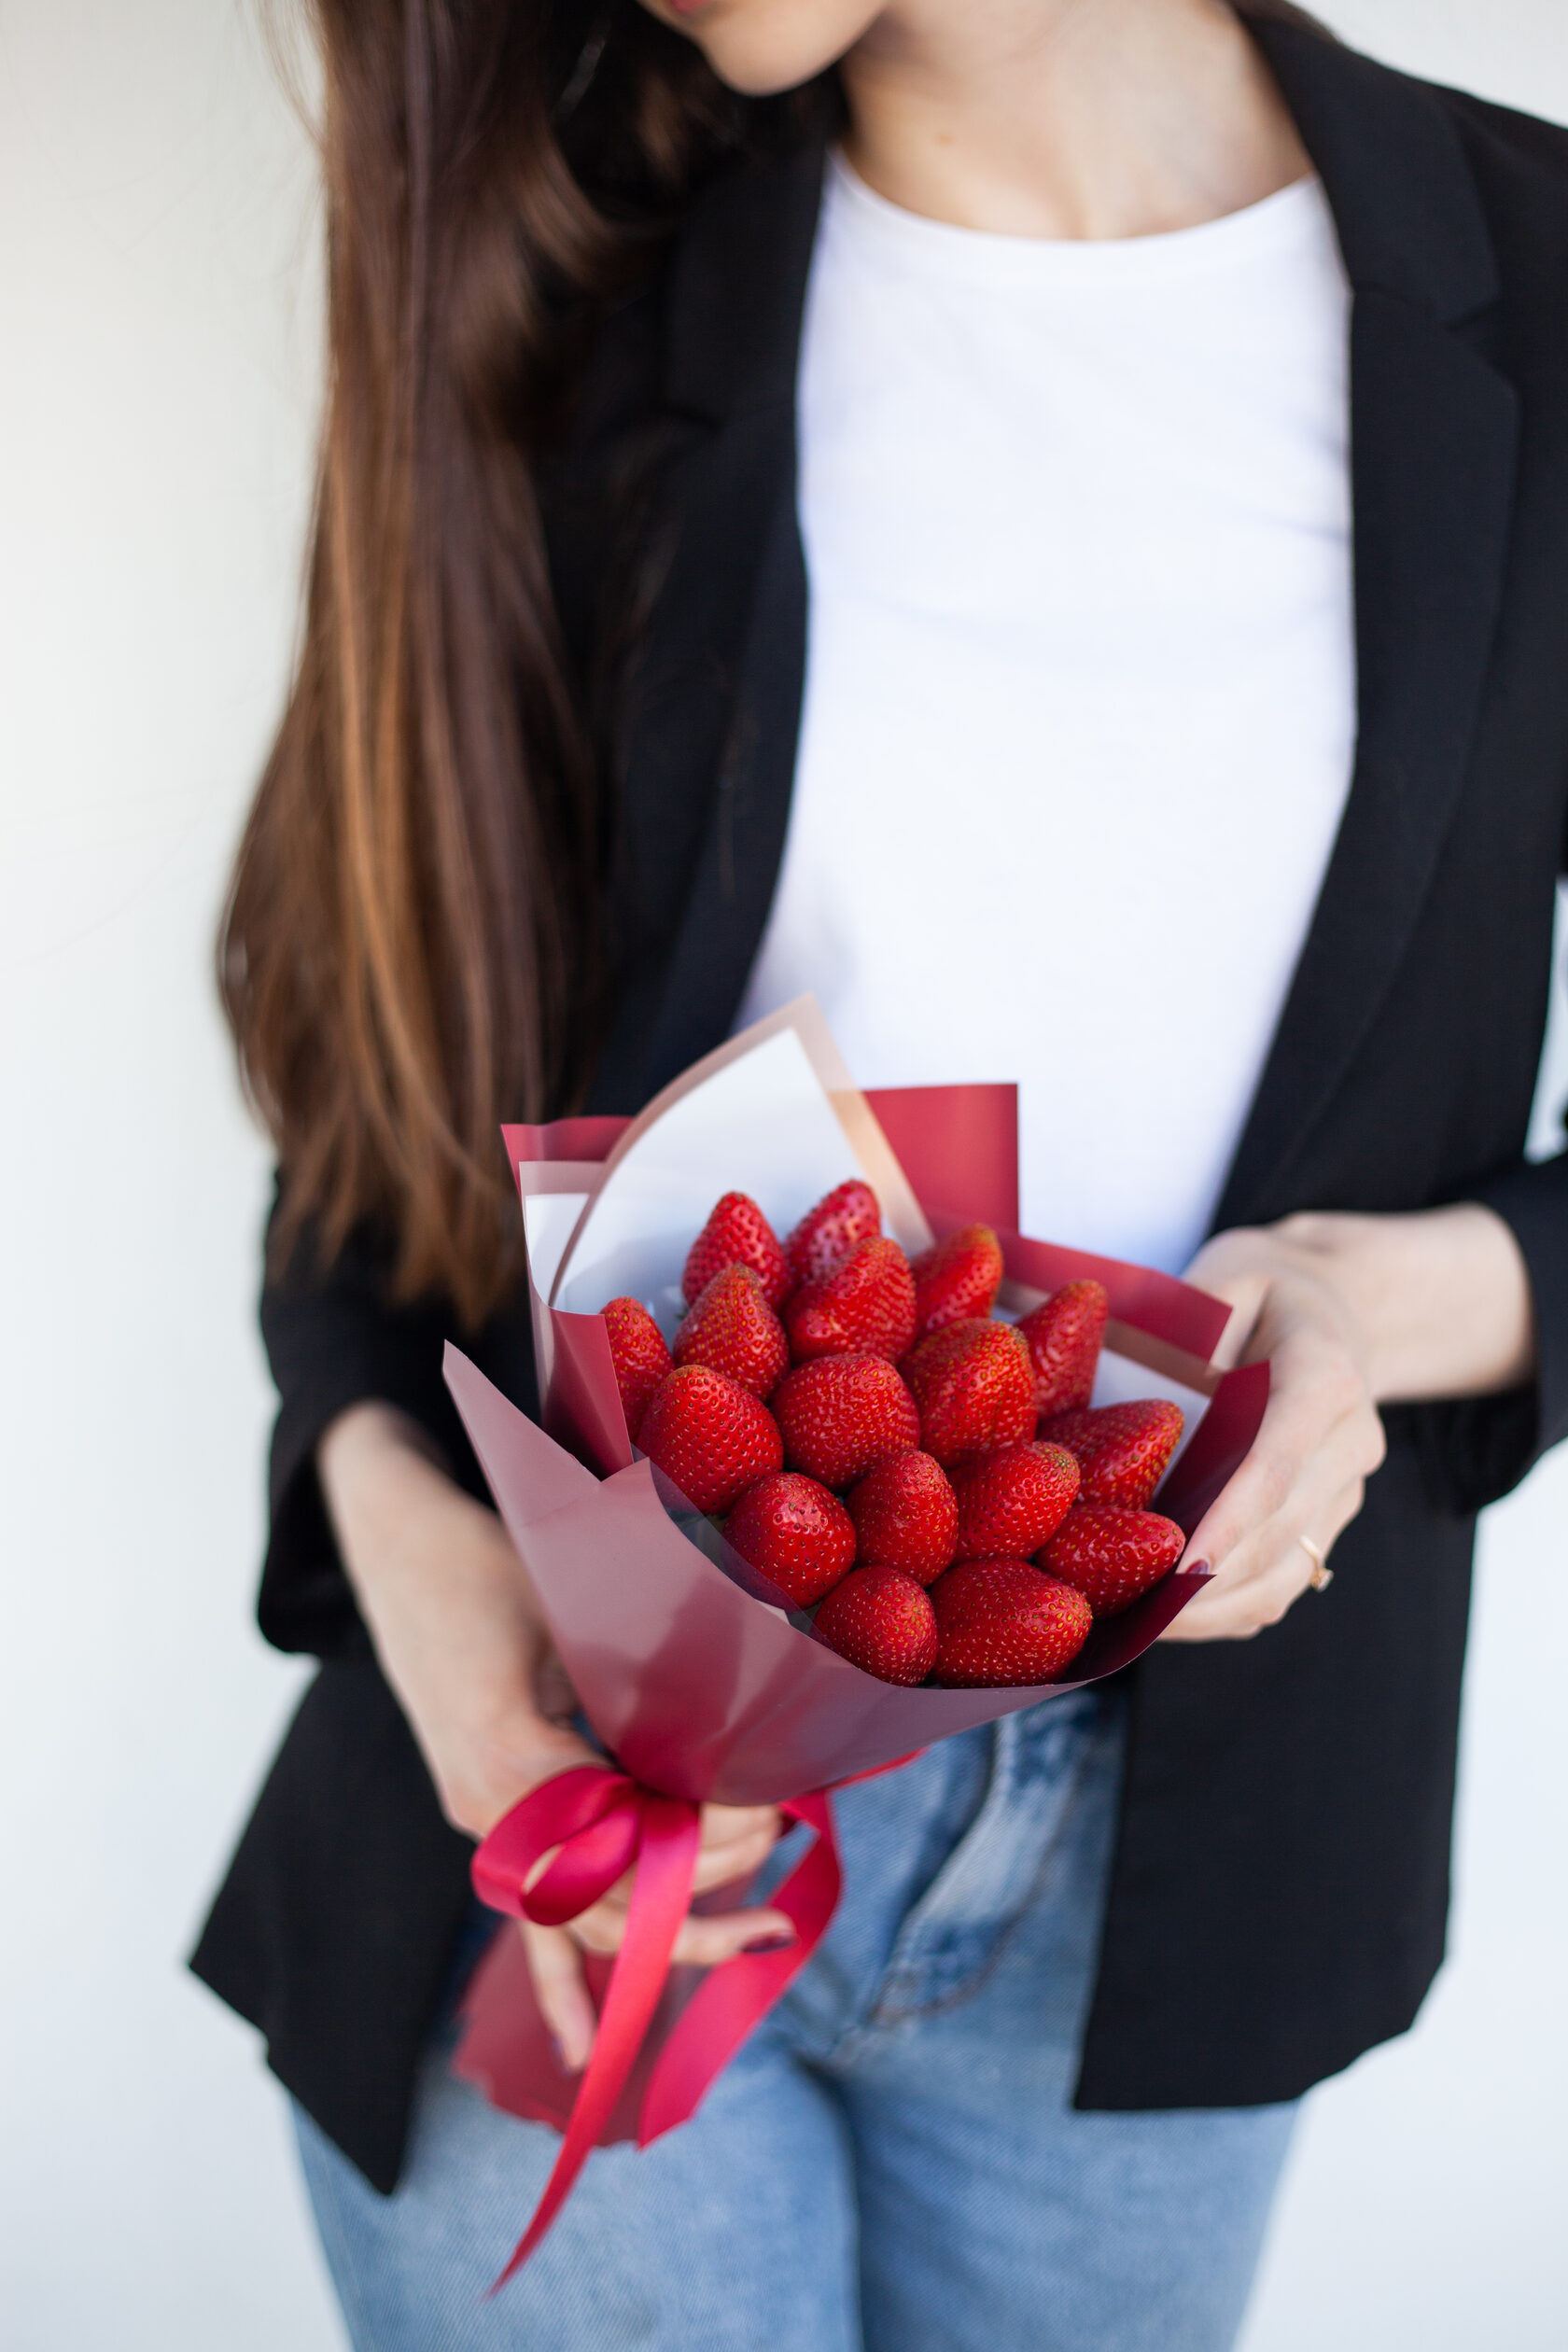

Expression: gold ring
xmin=1299 ymin=1534 xmax=1333 ymax=1592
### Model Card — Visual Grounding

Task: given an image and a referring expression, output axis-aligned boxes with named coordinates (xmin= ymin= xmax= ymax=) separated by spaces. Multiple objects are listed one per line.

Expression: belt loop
xmin=990 ymin=1705 xmax=1026 ymax=1803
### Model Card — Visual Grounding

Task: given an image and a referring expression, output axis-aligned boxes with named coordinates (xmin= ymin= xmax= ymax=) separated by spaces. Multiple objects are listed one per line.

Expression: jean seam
xmin=862 ymin=1706 xmax=1110 ymax=2031
xmin=887 ymin=1714 xmax=1021 ymax=1933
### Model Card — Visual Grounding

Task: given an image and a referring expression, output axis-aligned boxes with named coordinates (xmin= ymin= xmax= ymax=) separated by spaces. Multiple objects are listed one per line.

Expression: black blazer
xmin=193 ymin=21 xmax=1568 ymax=2195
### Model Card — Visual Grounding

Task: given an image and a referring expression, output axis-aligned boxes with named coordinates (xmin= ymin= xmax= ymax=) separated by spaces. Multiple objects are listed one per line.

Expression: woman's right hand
xmin=317 ymin=1402 xmax=789 ymax=2068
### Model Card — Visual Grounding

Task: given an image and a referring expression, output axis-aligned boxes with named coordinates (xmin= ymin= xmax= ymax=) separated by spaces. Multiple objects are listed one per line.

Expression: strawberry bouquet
xmin=443 ymin=1000 xmax=1267 ymax=2281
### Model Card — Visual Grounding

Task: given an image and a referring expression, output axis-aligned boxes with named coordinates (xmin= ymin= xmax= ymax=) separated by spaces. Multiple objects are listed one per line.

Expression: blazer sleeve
xmin=1414 ymin=733 xmax=1568 ymax=1524
xmin=1416 ymin=832 xmax=1568 ymax=1514
xmin=1416 ymin=1143 xmax=1568 ymax=1517
xmin=255 ymin=1187 xmax=486 ymax=1659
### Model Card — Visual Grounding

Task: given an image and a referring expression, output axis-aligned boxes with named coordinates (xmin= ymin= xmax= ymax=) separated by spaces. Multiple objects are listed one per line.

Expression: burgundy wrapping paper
xmin=449 ymin=1014 xmax=1268 ymax=2158
xmin=863 ymin=1084 xmax=1019 ymax=1235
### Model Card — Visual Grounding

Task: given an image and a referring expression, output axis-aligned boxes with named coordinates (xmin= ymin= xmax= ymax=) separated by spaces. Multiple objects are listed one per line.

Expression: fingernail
xmin=742 ymin=1925 xmax=796 ymax=1954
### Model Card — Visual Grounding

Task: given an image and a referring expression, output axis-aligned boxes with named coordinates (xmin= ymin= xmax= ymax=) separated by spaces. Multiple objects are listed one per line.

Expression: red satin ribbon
xmin=471 ymin=1757 xmax=917 ymax=2288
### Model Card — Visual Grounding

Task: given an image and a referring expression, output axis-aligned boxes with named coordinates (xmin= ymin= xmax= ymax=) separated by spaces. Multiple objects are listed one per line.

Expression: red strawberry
xmin=673 ymin=1264 xmax=790 ymax=1397
xmin=772 ymin=1354 xmax=919 ymax=1490
xmin=1016 ymin=1279 xmax=1109 ymax=1418
xmin=724 ymin=1472 xmax=856 ymax=1608
xmin=1041 ymin=1398 xmax=1184 ymax=1508
xmin=1040 ymin=1504 xmax=1184 ymax=1617
xmin=784 ymin=1237 xmax=917 ymax=1365
xmin=847 ymin=1450 xmax=959 ymax=1586
xmin=786 ymin=1179 xmax=883 ymax=1287
xmin=903 ymin=1318 xmax=1035 ymax=1469
xmin=814 ymin=1565 xmax=937 ymax=1687
xmin=910 ymin=1224 xmax=1004 ymax=1339
xmin=930 ymin=1559 xmax=1093 ymax=1687
xmin=637 ymin=1365 xmax=783 ymax=1514
xmin=601 ymin=1296 xmax=672 ymax=1441
xmin=682 ymin=1193 xmax=791 ymax=1309
xmin=929 ymin=1556 xmax=1026 ymax=1623
xmin=951 ymin=1441 xmax=1080 ymax=1561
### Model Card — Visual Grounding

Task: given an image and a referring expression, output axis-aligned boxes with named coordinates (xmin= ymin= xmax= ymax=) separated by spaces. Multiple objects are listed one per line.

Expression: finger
xmin=668 ymin=1908 xmax=796 ymax=1967
xmin=545 ymin=1825 xmax=787 ymax=1927
xmin=1174 ymin=1508 xmax=1331 ymax=1634
xmin=1166 ymin=1476 xmax=1366 ymax=1641
xmin=1182 ymin=1544 xmax=1314 ymax=1634
xmin=1208 ymin=1460 xmax=1365 ymax=1603
xmin=691 ymin=1824 xmax=781 ymax=1897
xmin=515 ymin=1808 xmax=779 ymax=1912
xmin=568 ymin=1896 xmax=796 ymax=1964
xmin=695 ymin=1804 xmax=782 ymax=1859
xmin=521 ymin=1918 xmax=597 ymax=2071
xmin=1176 ymin=1342 xmax=1368 ymax=1581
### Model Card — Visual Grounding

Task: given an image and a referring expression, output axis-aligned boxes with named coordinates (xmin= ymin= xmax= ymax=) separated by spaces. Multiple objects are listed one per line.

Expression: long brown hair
xmin=221 ymin=0 xmax=1327 ymax=1328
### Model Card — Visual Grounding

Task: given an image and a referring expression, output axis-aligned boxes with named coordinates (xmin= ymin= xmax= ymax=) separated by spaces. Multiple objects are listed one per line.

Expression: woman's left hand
xmin=1160 ymin=1203 xmax=1533 ymax=1643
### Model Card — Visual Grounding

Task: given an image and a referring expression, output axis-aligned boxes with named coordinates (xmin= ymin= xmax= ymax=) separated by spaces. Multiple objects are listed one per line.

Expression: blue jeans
xmin=296 ymin=1693 xmax=1295 ymax=2351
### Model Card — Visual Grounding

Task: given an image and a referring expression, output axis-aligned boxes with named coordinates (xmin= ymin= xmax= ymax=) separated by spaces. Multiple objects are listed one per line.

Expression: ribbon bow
xmin=471 ymin=1763 xmax=857 ymax=2287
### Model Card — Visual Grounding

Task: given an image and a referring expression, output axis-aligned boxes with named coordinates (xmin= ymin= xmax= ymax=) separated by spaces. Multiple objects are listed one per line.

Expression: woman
xmin=194 ymin=2 xmax=1568 ymax=2345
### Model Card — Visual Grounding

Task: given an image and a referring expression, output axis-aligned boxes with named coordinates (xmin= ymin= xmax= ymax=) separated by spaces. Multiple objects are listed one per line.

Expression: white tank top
xmin=736 ymin=155 xmax=1355 ymax=1274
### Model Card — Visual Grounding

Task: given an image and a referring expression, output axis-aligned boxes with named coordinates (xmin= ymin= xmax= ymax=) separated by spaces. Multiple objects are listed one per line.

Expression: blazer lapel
xmin=588 ymin=144 xmax=827 ymax=1112
xmin=1215 ymin=24 xmax=1521 ymax=1224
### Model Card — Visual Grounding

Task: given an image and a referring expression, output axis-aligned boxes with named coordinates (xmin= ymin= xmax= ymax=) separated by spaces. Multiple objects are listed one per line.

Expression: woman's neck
xmin=840 ymin=0 xmax=1311 ymax=240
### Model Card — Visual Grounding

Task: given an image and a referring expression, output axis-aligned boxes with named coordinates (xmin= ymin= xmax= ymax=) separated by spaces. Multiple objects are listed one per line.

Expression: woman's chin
xmin=702 ymin=36 xmax=842 ymax=97
xmin=652 ymin=0 xmax=874 ymax=99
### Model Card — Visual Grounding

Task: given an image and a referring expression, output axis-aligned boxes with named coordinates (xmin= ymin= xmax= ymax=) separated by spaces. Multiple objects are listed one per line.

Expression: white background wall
xmin=1 ymin=4 xmax=1564 ymax=2345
